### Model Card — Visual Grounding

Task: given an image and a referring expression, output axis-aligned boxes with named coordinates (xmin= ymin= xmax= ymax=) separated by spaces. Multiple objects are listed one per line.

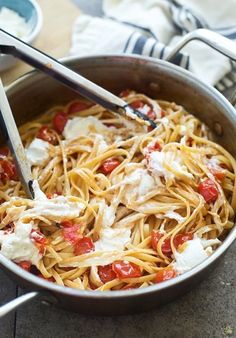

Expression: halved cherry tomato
xmin=99 ymin=158 xmax=121 ymax=175
xmin=147 ymin=109 xmax=156 ymax=120
xmin=74 ymin=237 xmax=95 ymax=255
xmin=61 ymin=220 xmax=74 ymax=228
xmin=198 ymin=178 xmax=218 ymax=203
xmin=146 ymin=141 xmax=161 ymax=154
xmin=37 ymin=126 xmax=58 ymax=145
xmin=152 ymin=231 xmax=193 ymax=255
xmin=98 ymin=264 xmax=116 ymax=284
xmin=67 ymin=101 xmax=92 ymax=115
xmin=147 ymin=125 xmax=155 ymax=132
xmin=0 ymin=146 xmax=9 ymax=157
xmin=112 ymin=261 xmax=142 ymax=279
xmin=53 ymin=111 xmax=68 ymax=134
xmin=63 ymin=224 xmax=81 ymax=244
xmin=31 ymin=229 xmax=47 ymax=254
xmin=173 ymin=233 xmax=193 ymax=248
xmin=0 ymin=159 xmax=18 ymax=181
xmin=122 ymin=284 xmax=138 ymax=290
xmin=151 ymin=231 xmax=172 ymax=256
xmin=17 ymin=261 xmax=32 ymax=272
xmin=119 ymin=89 xmax=131 ymax=98
xmin=208 ymin=165 xmax=226 ymax=182
xmin=130 ymin=100 xmax=145 ymax=110
xmin=156 ymin=267 xmax=176 ymax=283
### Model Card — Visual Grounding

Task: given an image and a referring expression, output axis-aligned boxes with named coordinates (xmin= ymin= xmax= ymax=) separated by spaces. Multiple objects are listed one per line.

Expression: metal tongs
xmin=0 ymin=29 xmax=157 ymax=198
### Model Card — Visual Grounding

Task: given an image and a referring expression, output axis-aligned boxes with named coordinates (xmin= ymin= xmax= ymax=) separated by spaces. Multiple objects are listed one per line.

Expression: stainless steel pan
xmin=0 ymin=29 xmax=236 ymax=316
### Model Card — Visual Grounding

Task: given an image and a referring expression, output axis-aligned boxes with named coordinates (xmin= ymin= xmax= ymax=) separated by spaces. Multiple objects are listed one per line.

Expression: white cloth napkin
xmin=70 ymin=0 xmax=236 ymax=91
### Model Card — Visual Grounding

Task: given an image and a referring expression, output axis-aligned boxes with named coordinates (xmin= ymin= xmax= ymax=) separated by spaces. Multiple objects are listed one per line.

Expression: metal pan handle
xmin=0 ymin=292 xmax=39 ymax=317
xmin=166 ymin=28 xmax=236 ymax=62
xmin=165 ymin=28 xmax=236 ymax=105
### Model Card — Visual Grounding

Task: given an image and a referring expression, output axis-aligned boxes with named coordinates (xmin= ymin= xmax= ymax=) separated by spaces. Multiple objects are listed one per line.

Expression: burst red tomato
xmin=0 ymin=146 xmax=9 ymax=157
xmin=62 ymin=224 xmax=81 ymax=244
xmin=53 ymin=111 xmax=68 ymax=134
xmin=147 ymin=109 xmax=156 ymax=120
xmin=156 ymin=267 xmax=176 ymax=283
xmin=37 ymin=126 xmax=58 ymax=145
xmin=99 ymin=158 xmax=121 ymax=175
xmin=112 ymin=261 xmax=142 ymax=279
xmin=119 ymin=89 xmax=131 ymax=97
xmin=198 ymin=178 xmax=218 ymax=203
xmin=146 ymin=141 xmax=161 ymax=154
xmin=130 ymin=100 xmax=145 ymax=110
xmin=0 ymin=159 xmax=18 ymax=181
xmin=173 ymin=233 xmax=193 ymax=248
xmin=98 ymin=264 xmax=116 ymax=284
xmin=30 ymin=229 xmax=47 ymax=254
xmin=17 ymin=261 xmax=32 ymax=272
xmin=67 ymin=101 xmax=92 ymax=114
xmin=151 ymin=231 xmax=172 ymax=256
xmin=208 ymin=165 xmax=226 ymax=182
xmin=74 ymin=237 xmax=95 ymax=255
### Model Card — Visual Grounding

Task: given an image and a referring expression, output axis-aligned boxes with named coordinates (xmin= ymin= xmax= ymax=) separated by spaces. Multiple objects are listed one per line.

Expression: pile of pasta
xmin=0 ymin=89 xmax=235 ymax=291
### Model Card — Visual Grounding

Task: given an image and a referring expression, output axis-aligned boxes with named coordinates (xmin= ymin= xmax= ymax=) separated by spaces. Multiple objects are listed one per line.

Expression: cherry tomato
xmin=147 ymin=141 xmax=161 ymax=153
xmin=151 ymin=231 xmax=172 ymax=256
xmin=99 ymin=158 xmax=121 ymax=175
xmin=147 ymin=125 xmax=155 ymax=132
xmin=74 ymin=237 xmax=95 ymax=255
xmin=37 ymin=126 xmax=58 ymax=145
xmin=156 ymin=267 xmax=176 ymax=283
xmin=53 ymin=111 xmax=68 ymax=134
xmin=198 ymin=178 xmax=218 ymax=203
xmin=31 ymin=229 xmax=47 ymax=254
xmin=122 ymin=284 xmax=137 ymax=290
xmin=119 ymin=89 xmax=131 ymax=97
xmin=173 ymin=233 xmax=193 ymax=248
xmin=17 ymin=261 xmax=32 ymax=272
xmin=63 ymin=224 xmax=81 ymax=244
xmin=147 ymin=109 xmax=156 ymax=120
xmin=112 ymin=261 xmax=142 ymax=279
xmin=208 ymin=165 xmax=226 ymax=182
xmin=61 ymin=220 xmax=74 ymax=228
xmin=4 ymin=223 xmax=14 ymax=234
xmin=0 ymin=146 xmax=9 ymax=157
xmin=130 ymin=100 xmax=145 ymax=110
xmin=67 ymin=101 xmax=92 ymax=115
xmin=0 ymin=159 xmax=18 ymax=181
xmin=98 ymin=264 xmax=116 ymax=284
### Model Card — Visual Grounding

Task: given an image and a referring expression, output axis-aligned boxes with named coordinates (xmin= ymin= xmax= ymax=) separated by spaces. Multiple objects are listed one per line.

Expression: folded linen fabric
xmin=70 ymin=0 xmax=236 ymax=91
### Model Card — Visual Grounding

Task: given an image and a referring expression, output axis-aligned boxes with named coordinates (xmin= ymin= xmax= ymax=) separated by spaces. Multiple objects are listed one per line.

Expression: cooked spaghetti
xmin=0 ymin=89 xmax=235 ymax=291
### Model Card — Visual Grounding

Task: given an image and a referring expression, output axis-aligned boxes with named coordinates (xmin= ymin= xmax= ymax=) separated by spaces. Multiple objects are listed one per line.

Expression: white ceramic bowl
xmin=0 ymin=0 xmax=43 ymax=71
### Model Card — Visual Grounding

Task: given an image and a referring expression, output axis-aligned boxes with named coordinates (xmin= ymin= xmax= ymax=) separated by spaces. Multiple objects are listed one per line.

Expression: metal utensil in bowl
xmin=0 ymin=28 xmax=156 ymax=128
xmin=0 ymin=78 xmax=33 ymax=198
xmin=0 ymin=29 xmax=236 ymax=316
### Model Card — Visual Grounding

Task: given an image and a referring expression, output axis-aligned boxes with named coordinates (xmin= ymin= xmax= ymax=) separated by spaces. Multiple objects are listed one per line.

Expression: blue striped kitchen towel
xmin=70 ymin=0 xmax=236 ymax=92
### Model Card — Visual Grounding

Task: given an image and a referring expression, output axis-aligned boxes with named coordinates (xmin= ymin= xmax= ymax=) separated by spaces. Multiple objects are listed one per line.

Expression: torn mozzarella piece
xmin=95 ymin=227 xmax=131 ymax=252
xmin=63 ymin=116 xmax=108 ymax=140
xmin=102 ymin=204 xmax=116 ymax=227
xmin=147 ymin=150 xmax=193 ymax=181
xmin=158 ymin=209 xmax=185 ymax=223
xmin=26 ymin=138 xmax=50 ymax=166
xmin=21 ymin=181 xmax=85 ymax=222
xmin=95 ymin=135 xmax=109 ymax=154
xmin=0 ymin=221 xmax=40 ymax=264
xmin=173 ymin=236 xmax=220 ymax=274
xmin=123 ymin=168 xmax=155 ymax=203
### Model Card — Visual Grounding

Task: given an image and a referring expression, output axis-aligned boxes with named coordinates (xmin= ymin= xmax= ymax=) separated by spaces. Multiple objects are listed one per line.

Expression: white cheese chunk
xmin=26 ymin=138 xmax=50 ymax=166
xmin=21 ymin=181 xmax=85 ymax=222
xmin=95 ymin=227 xmax=131 ymax=252
xmin=63 ymin=116 xmax=108 ymax=140
xmin=173 ymin=237 xmax=209 ymax=274
xmin=147 ymin=150 xmax=193 ymax=181
xmin=0 ymin=221 xmax=40 ymax=265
